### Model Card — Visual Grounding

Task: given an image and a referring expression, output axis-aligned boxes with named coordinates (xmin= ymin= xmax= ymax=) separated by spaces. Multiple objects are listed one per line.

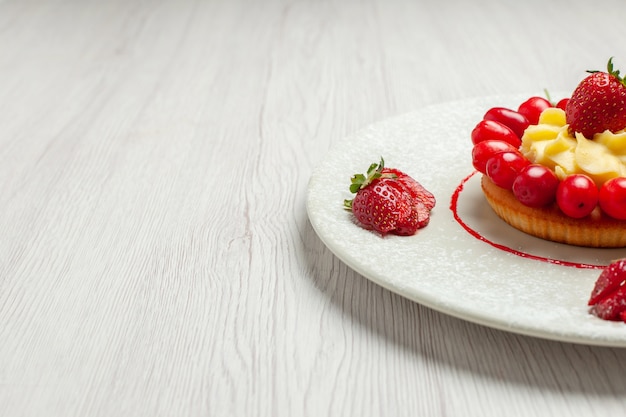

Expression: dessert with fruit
xmin=471 ymin=58 xmax=626 ymax=247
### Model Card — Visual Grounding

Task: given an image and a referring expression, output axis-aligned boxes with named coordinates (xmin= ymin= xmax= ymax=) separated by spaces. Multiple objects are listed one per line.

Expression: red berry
xmin=471 ymin=140 xmax=518 ymax=174
xmin=518 ymin=96 xmax=552 ymax=125
xmin=556 ymin=98 xmax=569 ymax=111
xmin=512 ymin=164 xmax=559 ymax=207
xmin=599 ymin=177 xmax=626 ymax=220
xmin=485 ymin=150 xmax=530 ymax=190
xmin=566 ymin=58 xmax=626 ymax=138
xmin=471 ymin=119 xmax=521 ymax=147
xmin=483 ymin=107 xmax=530 ymax=139
xmin=556 ymin=174 xmax=598 ymax=218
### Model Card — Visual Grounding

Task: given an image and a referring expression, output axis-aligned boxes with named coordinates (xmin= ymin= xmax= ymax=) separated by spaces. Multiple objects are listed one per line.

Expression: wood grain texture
xmin=2 ymin=0 xmax=626 ymax=416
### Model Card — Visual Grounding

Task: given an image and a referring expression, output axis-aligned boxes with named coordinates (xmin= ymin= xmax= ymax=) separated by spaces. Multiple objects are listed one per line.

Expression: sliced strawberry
xmin=385 ymin=181 xmax=417 ymax=235
xmin=414 ymin=200 xmax=431 ymax=228
xmin=588 ymin=259 xmax=626 ymax=322
xmin=344 ymin=158 xmax=435 ymax=236
xmin=394 ymin=198 xmax=420 ymax=235
xmin=589 ymin=284 xmax=626 ymax=321
xmin=382 ymin=168 xmax=436 ymax=210
xmin=394 ymin=193 xmax=431 ymax=235
xmin=588 ymin=259 xmax=626 ymax=306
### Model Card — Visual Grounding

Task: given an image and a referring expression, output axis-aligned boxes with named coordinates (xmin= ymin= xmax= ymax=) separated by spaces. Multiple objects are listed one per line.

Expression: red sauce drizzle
xmin=450 ymin=171 xmax=603 ymax=270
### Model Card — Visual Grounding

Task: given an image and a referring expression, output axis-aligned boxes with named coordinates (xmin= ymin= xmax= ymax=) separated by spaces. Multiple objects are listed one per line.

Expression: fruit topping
xmin=589 ymin=259 xmax=626 ymax=322
xmin=471 ymin=140 xmax=519 ymax=174
xmin=555 ymin=174 xmax=598 ymax=218
xmin=599 ymin=177 xmax=626 ymax=220
xmin=485 ymin=150 xmax=530 ymax=190
xmin=566 ymin=57 xmax=626 ymax=138
xmin=512 ymin=164 xmax=559 ymax=208
xmin=344 ymin=158 xmax=435 ymax=236
xmin=483 ymin=107 xmax=530 ymax=139
xmin=469 ymin=66 xmax=626 ymax=220
xmin=471 ymin=119 xmax=521 ymax=147
xmin=518 ymin=96 xmax=552 ymax=125
xmin=555 ymin=98 xmax=569 ymax=111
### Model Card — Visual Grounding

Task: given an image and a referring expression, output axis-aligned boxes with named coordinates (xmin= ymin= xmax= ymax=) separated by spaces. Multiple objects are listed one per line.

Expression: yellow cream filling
xmin=520 ymin=107 xmax=626 ymax=186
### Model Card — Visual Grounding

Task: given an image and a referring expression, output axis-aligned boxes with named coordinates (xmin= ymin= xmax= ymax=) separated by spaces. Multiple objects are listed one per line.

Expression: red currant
xmin=517 ymin=97 xmax=552 ymax=125
xmin=512 ymin=164 xmax=559 ymax=207
xmin=471 ymin=119 xmax=521 ymax=147
xmin=556 ymin=98 xmax=569 ymax=111
xmin=486 ymin=150 xmax=530 ymax=190
xmin=483 ymin=107 xmax=530 ymax=139
xmin=599 ymin=177 xmax=626 ymax=220
xmin=556 ymin=174 xmax=598 ymax=218
xmin=471 ymin=140 xmax=518 ymax=174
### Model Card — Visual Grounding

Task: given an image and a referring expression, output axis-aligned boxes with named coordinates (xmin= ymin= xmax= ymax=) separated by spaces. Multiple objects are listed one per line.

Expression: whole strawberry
xmin=588 ymin=259 xmax=626 ymax=322
xmin=566 ymin=57 xmax=626 ymax=138
xmin=344 ymin=159 xmax=434 ymax=236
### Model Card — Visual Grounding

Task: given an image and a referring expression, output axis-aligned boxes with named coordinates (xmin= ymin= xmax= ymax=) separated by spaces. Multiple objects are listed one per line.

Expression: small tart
xmin=481 ymin=175 xmax=626 ymax=248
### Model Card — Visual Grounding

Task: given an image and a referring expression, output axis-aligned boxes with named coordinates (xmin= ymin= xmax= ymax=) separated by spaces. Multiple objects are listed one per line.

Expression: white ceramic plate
xmin=306 ymin=95 xmax=626 ymax=347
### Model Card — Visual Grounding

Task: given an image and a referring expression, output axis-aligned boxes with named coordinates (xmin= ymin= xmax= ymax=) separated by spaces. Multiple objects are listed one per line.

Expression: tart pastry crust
xmin=481 ymin=175 xmax=626 ymax=248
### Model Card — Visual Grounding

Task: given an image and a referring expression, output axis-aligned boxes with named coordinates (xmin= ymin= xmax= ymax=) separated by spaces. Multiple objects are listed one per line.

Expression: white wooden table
xmin=2 ymin=0 xmax=626 ymax=415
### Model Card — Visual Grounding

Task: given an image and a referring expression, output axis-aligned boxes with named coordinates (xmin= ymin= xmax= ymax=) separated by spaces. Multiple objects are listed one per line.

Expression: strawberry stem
xmin=544 ymin=89 xmax=554 ymax=105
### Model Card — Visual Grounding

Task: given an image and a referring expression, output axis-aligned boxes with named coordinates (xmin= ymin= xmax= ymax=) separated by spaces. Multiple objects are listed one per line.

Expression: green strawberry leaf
xmin=347 ymin=157 xmax=386 ymax=194
xmin=349 ymin=183 xmax=361 ymax=193
xmin=345 ymin=157 xmax=389 ymax=209
xmin=366 ymin=162 xmax=379 ymax=175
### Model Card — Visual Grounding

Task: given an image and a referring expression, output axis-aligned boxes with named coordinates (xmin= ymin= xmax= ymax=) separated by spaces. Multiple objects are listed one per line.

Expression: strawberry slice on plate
xmin=344 ymin=158 xmax=435 ymax=236
xmin=588 ymin=259 xmax=626 ymax=322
